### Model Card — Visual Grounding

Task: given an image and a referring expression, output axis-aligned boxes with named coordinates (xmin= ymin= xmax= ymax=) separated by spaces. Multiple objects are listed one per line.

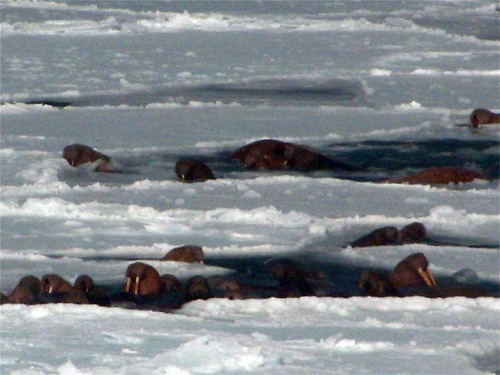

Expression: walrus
xmin=175 ymin=159 xmax=215 ymax=182
xmin=7 ymin=285 xmax=37 ymax=304
xmin=62 ymin=143 xmax=111 ymax=168
xmin=389 ymin=253 xmax=437 ymax=288
xmin=470 ymin=108 xmax=500 ymax=128
xmin=40 ymin=274 xmax=74 ymax=294
xmin=162 ymin=245 xmax=204 ymax=263
xmin=387 ymin=166 xmax=492 ymax=185
xmin=124 ymin=262 xmax=162 ymax=295
xmin=17 ymin=275 xmax=41 ymax=297
xmin=231 ymin=139 xmax=355 ymax=171
xmin=399 ymin=222 xmax=427 ymax=243
xmin=160 ymin=274 xmax=183 ymax=293
xmin=73 ymin=275 xmax=95 ymax=292
xmin=358 ymin=270 xmax=496 ymax=298
xmin=185 ymin=275 xmax=212 ymax=302
xmin=358 ymin=271 xmax=399 ymax=297
xmin=350 ymin=226 xmax=400 ymax=248
xmin=62 ymin=290 xmax=90 ymax=305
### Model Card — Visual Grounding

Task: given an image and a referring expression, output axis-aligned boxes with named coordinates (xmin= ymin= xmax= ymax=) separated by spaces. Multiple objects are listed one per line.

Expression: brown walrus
xmin=358 ymin=271 xmax=399 ymax=297
xmin=389 ymin=253 xmax=437 ymax=288
xmin=185 ymin=275 xmax=212 ymax=302
xmin=17 ymin=275 xmax=41 ymax=297
xmin=350 ymin=226 xmax=400 ymax=248
xmin=159 ymin=274 xmax=183 ymax=292
xmin=162 ymin=245 xmax=205 ymax=264
xmin=358 ymin=269 xmax=495 ymax=298
xmin=62 ymin=143 xmax=111 ymax=167
xmin=231 ymin=139 xmax=354 ymax=171
xmin=387 ymin=166 xmax=492 ymax=185
xmin=470 ymin=108 xmax=500 ymax=128
xmin=62 ymin=290 xmax=90 ymax=305
xmin=175 ymin=159 xmax=215 ymax=182
xmin=124 ymin=262 xmax=162 ymax=295
xmin=7 ymin=285 xmax=37 ymax=304
xmin=73 ymin=275 xmax=95 ymax=292
xmin=40 ymin=274 xmax=74 ymax=294
xmin=399 ymin=222 xmax=427 ymax=243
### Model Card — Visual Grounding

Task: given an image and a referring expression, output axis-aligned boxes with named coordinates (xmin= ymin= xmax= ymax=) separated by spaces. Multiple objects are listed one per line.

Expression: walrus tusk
xmin=48 ymin=286 xmax=53 ymax=294
xmin=125 ymin=277 xmax=131 ymax=292
xmin=418 ymin=268 xmax=437 ymax=287
xmin=134 ymin=276 xmax=140 ymax=294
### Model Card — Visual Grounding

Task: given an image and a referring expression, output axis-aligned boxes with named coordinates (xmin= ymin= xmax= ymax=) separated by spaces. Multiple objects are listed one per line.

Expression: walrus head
xmin=124 ymin=262 xmax=162 ymax=295
xmin=175 ymin=159 xmax=215 ymax=182
xmin=389 ymin=253 xmax=437 ymax=288
xmin=40 ymin=274 xmax=74 ymax=294
xmin=73 ymin=275 xmax=95 ymax=293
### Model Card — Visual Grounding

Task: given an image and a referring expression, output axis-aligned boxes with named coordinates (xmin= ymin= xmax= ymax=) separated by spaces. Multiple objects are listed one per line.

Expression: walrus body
xmin=231 ymin=139 xmax=354 ymax=171
xmin=175 ymin=159 xmax=215 ymax=182
xmin=350 ymin=226 xmax=400 ymax=248
xmin=470 ymin=108 xmax=500 ymax=128
xmin=162 ymin=245 xmax=204 ymax=263
xmin=63 ymin=144 xmax=111 ymax=167
xmin=387 ymin=166 xmax=492 ymax=185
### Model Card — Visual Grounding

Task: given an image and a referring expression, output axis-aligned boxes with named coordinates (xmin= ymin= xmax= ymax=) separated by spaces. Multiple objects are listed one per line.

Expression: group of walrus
xmin=2 ymin=108 xmax=499 ymax=310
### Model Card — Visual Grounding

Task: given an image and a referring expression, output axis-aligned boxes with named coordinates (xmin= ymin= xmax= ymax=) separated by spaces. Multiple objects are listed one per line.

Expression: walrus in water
xmin=185 ymin=275 xmax=212 ymax=302
xmin=387 ymin=166 xmax=492 ymax=185
xmin=7 ymin=285 xmax=37 ymax=304
xmin=358 ymin=271 xmax=399 ymax=297
xmin=124 ymin=262 xmax=162 ymax=295
xmin=399 ymin=222 xmax=427 ymax=244
xmin=73 ymin=275 xmax=95 ymax=292
xmin=62 ymin=290 xmax=90 ymax=305
xmin=231 ymin=139 xmax=355 ymax=171
xmin=162 ymin=245 xmax=205 ymax=263
xmin=40 ymin=274 xmax=74 ymax=294
xmin=175 ymin=159 xmax=215 ymax=182
xmin=63 ymin=143 xmax=111 ymax=168
xmin=389 ymin=253 xmax=437 ymax=288
xmin=470 ymin=108 xmax=500 ymax=128
xmin=350 ymin=226 xmax=400 ymax=248
xmin=160 ymin=274 xmax=183 ymax=293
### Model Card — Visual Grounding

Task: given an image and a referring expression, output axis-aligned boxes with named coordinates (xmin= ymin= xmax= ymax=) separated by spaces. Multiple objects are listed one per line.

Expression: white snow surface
xmin=1 ymin=1 xmax=499 ymax=374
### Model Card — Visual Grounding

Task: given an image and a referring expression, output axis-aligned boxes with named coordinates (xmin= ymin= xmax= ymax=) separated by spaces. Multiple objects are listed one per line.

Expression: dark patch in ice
xmin=472 ymin=350 xmax=500 ymax=375
xmin=329 ymin=138 xmax=500 ymax=180
xmin=12 ymin=78 xmax=367 ymax=108
xmin=56 ymin=138 xmax=499 ymax=188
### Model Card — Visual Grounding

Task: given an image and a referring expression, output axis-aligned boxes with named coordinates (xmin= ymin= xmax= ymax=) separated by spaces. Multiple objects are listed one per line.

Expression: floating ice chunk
xmin=370 ymin=68 xmax=392 ymax=76
xmin=394 ymin=101 xmax=423 ymax=111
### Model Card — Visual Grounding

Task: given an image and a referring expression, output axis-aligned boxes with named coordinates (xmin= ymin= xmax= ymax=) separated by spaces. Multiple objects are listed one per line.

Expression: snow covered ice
xmin=1 ymin=1 xmax=499 ymax=374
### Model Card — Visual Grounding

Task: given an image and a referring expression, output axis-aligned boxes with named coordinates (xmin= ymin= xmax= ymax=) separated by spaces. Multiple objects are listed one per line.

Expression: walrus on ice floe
xmin=470 ymin=108 xmax=500 ymax=128
xmin=386 ymin=166 xmax=492 ymax=185
xmin=162 ymin=245 xmax=205 ymax=263
xmin=63 ymin=143 xmax=111 ymax=168
xmin=175 ymin=159 xmax=215 ymax=182
xmin=231 ymin=139 xmax=355 ymax=171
